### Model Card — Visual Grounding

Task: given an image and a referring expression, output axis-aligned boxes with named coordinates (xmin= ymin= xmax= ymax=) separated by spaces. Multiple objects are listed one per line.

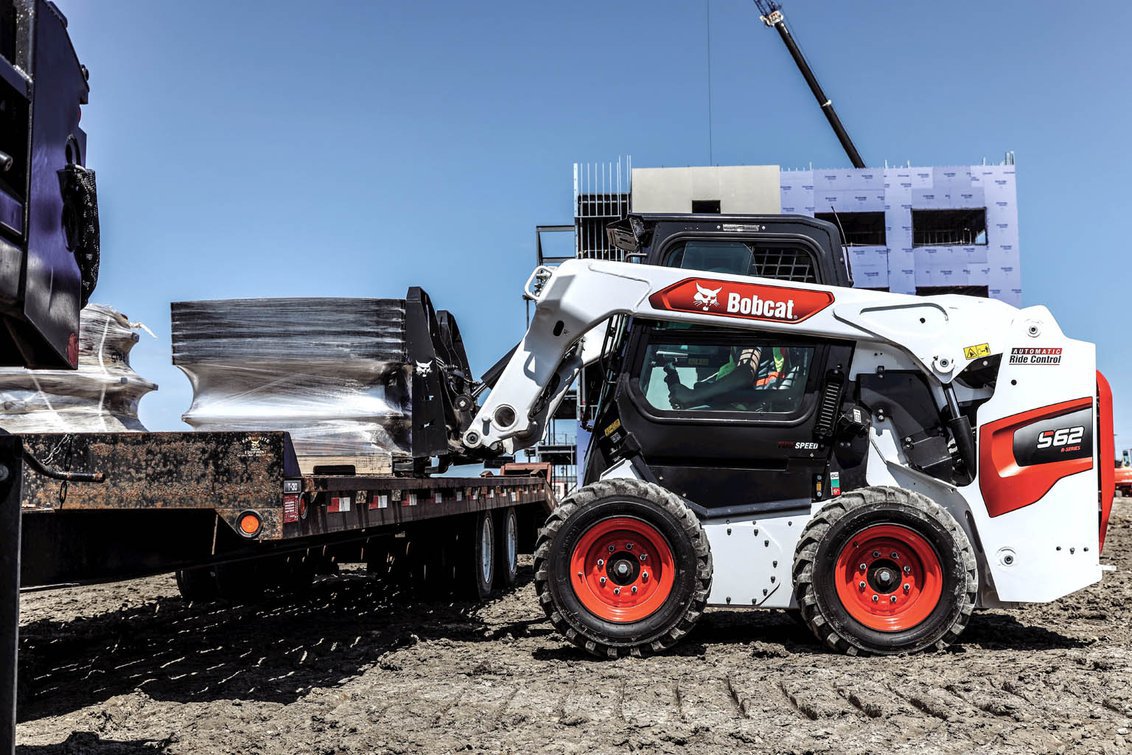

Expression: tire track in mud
xmin=779 ymin=676 xmax=857 ymax=720
xmin=672 ymin=673 xmax=745 ymax=728
xmin=15 ymin=501 xmax=1132 ymax=754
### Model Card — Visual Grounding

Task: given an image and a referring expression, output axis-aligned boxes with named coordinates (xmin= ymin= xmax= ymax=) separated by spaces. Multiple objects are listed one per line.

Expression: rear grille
xmin=751 ymin=247 xmax=817 ymax=283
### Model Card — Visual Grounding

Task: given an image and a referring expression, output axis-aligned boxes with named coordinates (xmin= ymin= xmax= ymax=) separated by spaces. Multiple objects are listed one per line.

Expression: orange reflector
xmin=237 ymin=511 xmax=262 ymax=537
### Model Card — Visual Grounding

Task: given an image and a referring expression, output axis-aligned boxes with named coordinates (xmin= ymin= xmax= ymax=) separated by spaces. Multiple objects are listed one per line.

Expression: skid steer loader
xmin=463 ymin=214 xmax=1115 ymax=657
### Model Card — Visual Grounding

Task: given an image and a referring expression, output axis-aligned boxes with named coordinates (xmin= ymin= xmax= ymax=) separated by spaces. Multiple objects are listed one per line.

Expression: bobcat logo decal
xmin=692 ymin=283 xmax=722 ymax=311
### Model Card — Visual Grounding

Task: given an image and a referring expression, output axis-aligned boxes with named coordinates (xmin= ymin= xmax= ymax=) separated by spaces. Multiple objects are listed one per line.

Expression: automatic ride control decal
xmin=649 ymin=278 xmax=835 ymax=323
xmin=1009 ymin=347 xmax=1062 ymax=366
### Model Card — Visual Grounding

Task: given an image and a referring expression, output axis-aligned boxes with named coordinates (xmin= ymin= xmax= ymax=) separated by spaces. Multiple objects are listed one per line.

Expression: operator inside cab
xmin=667 ymin=345 xmax=791 ymax=410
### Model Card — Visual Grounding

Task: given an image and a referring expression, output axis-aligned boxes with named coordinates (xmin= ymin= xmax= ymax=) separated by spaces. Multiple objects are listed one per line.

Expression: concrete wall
xmin=631 ymin=165 xmax=781 ymax=215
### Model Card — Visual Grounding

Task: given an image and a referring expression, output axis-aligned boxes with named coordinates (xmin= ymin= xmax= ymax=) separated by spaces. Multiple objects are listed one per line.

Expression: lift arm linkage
xmin=463 ymin=259 xmax=1031 ymax=454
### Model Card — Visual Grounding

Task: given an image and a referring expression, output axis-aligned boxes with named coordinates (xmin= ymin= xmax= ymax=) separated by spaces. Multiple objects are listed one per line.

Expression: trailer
xmin=15 ymin=431 xmax=553 ymax=600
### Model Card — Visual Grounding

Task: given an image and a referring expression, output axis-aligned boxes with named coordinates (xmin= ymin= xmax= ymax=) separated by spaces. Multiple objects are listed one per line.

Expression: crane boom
xmin=753 ymin=0 xmax=866 ymax=168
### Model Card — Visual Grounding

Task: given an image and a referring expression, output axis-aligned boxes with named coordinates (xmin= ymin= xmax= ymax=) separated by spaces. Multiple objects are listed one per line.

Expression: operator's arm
xmin=670 ymin=347 xmax=761 ymax=408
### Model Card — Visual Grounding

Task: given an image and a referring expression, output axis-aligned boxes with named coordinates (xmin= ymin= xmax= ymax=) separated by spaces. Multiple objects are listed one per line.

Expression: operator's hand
xmin=668 ymin=383 xmax=696 ymax=409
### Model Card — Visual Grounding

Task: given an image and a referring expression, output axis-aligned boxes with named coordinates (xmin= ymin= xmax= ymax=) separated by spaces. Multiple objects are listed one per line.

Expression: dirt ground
xmin=14 ymin=500 xmax=1132 ymax=755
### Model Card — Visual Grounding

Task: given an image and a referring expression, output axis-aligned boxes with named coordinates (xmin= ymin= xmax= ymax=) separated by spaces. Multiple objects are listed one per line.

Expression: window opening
xmin=912 ymin=208 xmax=988 ymax=247
xmin=815 ymin=211 xmax=886 ymax=246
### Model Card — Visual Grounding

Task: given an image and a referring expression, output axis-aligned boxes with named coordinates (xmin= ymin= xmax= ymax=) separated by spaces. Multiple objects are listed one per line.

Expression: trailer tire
xmin=495 ymin=506 xmax=519 ymax=589
xmin=534 ymin=479 xmax=711 ymax=659
xmin=793 ymin=486 xmax=977 ymax=656
xmin=175 ymin=567 xmax=218 ymax=602
xmin=213 ymin=560 xmax=268 ymax=602
xmin=276 ymin=553 xmax=316 ymax=594
xmin=456 ymin=510 xmax=495 ymax=601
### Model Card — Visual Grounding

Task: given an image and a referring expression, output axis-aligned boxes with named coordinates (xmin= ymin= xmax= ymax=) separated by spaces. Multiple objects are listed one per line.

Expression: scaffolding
xmin=573 ymin=158 xmax=632 ymax=261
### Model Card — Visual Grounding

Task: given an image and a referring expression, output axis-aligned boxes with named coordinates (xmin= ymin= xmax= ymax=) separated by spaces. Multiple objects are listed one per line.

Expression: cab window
xmin=639 ymin=337 xmax=814 ymax=415
xmin=665 ymin=240 xmax=818 ymax=283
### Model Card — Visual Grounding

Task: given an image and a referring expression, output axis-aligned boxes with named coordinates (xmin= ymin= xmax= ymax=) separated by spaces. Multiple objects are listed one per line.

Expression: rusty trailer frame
xmin=15 ymin=431 xmax=554 ymax=589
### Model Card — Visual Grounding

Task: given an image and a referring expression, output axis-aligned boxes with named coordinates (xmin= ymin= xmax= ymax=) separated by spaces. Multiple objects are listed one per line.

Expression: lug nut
xmin=872 ymin=550 xmax=881 ymax=559
xmin=890 ymin=596 xmax=897 ymax=603
xmin=859 ymin=563 xmax=868 ymax=572
xmin=597 ymin=559 xmax=604 ymax=567
xmin=613 ymin=587 xmax=621 ymax=595
xmin=599 ymin=577 xmax=607 ymax=585
xmin=608 ymin=545 xmax=615 ymax=553
xmin=903 ymin=565 xmax=912 ymax=574
xmin=625 ymin=543 xmax=633 ymax=550
xmin=639 ymin=553 xmax=648 ymax=562
xmin=642 ymin=572 xmax=649 ymax=581
xmin=858 ymin=581 xmax=866 ymax=590
xmin=903 ymin=584 xmax=910 ymax=592
xmin=631 ymin=586 xmax=638 ymax=594
xmin=890 ymin=552 xmax=899 ymax=559
xmin=871 ymin=594 xmax=879 ymax=603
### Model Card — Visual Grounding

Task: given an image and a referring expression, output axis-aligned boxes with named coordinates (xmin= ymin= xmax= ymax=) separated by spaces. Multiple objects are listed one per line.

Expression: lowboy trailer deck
xmin=14 ymin=431 xmax=554 ymax=597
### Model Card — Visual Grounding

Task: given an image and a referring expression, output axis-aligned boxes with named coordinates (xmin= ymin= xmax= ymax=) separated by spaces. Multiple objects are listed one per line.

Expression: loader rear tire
xmin=793 ymin=486 xmax=977 ymax=655
xmin=534 ymin=479 xmax=711 ymax=659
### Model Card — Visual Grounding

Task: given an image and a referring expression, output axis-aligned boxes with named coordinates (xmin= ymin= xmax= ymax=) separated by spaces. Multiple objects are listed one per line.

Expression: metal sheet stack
xmin=0 ymin=304 xmax=157 ymax=432
xmin=171 ymin=298 xmax=413 ymax=474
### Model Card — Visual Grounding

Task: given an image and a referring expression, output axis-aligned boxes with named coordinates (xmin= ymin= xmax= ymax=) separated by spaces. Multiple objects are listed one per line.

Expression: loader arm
xmin=463 ymin=258 xmax=1033 ymax=454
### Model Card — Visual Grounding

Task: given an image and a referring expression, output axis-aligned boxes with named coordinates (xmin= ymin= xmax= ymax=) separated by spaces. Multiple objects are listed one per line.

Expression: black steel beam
xmin=0 ymin=435 xmax=21 ymax=755
xmin=762 ymin=9 xmax=866 ymax=168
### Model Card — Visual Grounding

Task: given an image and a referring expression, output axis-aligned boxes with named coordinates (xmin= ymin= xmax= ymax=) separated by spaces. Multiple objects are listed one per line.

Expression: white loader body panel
xmin=471 ymin=259 xmax=1104 ymax=606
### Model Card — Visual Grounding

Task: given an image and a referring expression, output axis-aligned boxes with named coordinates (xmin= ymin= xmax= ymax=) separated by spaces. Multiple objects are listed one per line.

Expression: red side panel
xmin=979 ymin=397 xmax=1094 ymax=518
xmin=648 ymin=278 xmax=834 ymax=324
xmin=1096 ymin=371 xmax=1115 ymax=551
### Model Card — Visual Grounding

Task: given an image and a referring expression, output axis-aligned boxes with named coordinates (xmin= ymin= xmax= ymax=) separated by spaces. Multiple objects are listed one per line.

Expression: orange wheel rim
xmin=833 ymin=524 xmax=943 ymax=632
xmin=569 ymin=517 xmax=676 ymax=623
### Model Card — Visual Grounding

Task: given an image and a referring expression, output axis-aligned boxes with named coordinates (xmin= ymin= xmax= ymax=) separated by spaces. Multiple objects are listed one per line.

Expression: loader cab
xmin=580 ymin=214 xmax=862 ymax=515
xmin=606 ymin=213 xmax=854 ymax=288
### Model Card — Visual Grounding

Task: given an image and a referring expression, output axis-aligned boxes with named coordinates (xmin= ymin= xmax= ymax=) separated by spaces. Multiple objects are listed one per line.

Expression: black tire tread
xmin=175 ymin=566 xmax=218 ymax=602
xmin=792 ymin=485 xmax=977 ymax=656
xmin=533 ymin=478 xmax=712 ymax=659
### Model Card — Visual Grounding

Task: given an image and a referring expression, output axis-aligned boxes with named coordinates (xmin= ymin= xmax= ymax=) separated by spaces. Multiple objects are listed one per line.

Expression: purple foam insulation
xmin=781 ymin=162 xmax=1021 ymax=302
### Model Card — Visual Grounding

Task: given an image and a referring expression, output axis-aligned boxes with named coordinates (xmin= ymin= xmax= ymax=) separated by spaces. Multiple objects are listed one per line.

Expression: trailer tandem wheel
xmin=792 ymin=486 xmax=977 ymax=655
xmin=495 ymin=506 xmax=519 ymax=589
xmin=175 ymin=566 xmax=218 ymax=602
xmin=534 ymin=479 xmax=711 ymax=658
xmin=456 ymin=510 xmax=495 ymax=601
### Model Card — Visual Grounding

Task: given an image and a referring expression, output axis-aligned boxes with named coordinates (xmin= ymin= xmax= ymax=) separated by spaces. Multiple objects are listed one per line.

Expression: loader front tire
xmin=793 ymin=486 xmax=977 ymax=655
xmin=534 ymin=479 xmax=711 ymax=658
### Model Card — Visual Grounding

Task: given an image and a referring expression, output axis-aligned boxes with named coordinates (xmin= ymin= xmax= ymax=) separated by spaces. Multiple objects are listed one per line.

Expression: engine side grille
xmin=814 ymin=371 xmax=844 ymax=438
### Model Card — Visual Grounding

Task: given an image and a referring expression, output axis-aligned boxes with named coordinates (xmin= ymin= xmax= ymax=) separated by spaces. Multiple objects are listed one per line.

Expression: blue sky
xmin=56 ymin=0 xmax=1132 ymax=443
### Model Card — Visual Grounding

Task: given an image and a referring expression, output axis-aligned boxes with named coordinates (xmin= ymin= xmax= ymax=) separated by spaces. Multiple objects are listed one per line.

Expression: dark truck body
xmin=17 ymin=431 xmax=553 ymax=589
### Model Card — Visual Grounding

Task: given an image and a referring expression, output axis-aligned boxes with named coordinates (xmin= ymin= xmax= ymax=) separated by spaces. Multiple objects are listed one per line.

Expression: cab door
xmin=595 ymin=322 xmax=853 ymax=515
